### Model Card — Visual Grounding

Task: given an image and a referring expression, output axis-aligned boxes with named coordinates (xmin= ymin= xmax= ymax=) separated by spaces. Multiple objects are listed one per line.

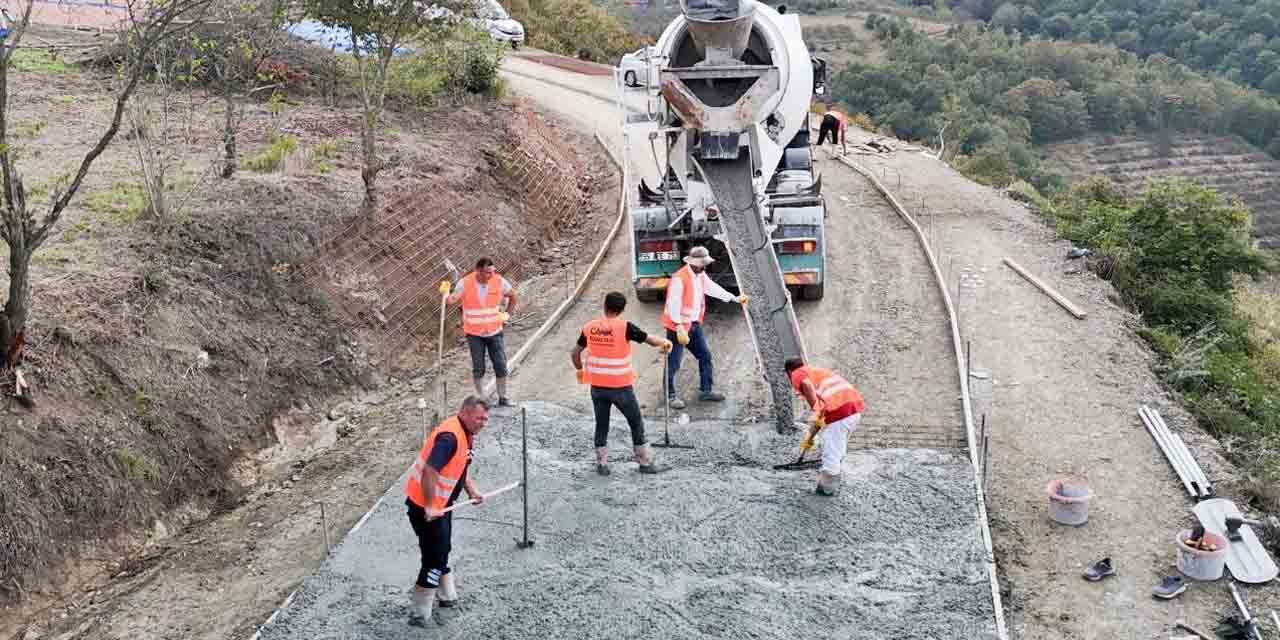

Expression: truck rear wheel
xmin=636 ymin=288 xmax=662 ymax=303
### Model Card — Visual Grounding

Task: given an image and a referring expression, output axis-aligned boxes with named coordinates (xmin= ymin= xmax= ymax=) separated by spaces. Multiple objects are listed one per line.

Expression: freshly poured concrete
xmin=258 ymin=402 xmax=996 ymax=639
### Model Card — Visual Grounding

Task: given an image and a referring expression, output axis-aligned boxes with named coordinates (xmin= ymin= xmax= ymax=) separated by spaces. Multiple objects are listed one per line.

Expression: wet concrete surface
xmin=258 ymin=402 xmax=996 ymax=639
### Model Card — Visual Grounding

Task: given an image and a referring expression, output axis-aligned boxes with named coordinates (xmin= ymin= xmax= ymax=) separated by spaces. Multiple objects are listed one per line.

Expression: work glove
xmin=676 ymin=328 xmax=690 ymax=346
xmin=438 ymin=280 xmax=452 ymax=295
xmin=814 ymin=415 xmax=827 ymax=429
xmin=576 ymin=369 xmax=588 ymax=385
xmin=737 ymin=294 xmax=749 ymax=305
xmin=498 ymin=311 xmax=510 ymax=322
xmin=658 ymin=339 xmax=674 ymax=353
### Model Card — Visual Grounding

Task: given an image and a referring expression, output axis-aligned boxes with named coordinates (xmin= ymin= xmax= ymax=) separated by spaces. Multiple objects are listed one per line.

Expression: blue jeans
xmin=466 ymin=333 xmax=508 ymax=379
xmin=665 ymin=322 xmax=713 ymax=396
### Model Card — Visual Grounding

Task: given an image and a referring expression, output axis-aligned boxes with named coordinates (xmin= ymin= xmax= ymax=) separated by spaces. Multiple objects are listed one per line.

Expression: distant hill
xmin=1047 ymin=134 xmax=1280 ymax=248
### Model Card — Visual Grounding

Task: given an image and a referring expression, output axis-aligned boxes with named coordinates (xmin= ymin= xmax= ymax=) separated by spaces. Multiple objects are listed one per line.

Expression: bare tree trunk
xmin=360 ymin=115 xmax=379 ymax=215
xmin=222 ymin=91 xmax=238 ymax=178
xmin=2 ymin=238 xmax=30 ymax=368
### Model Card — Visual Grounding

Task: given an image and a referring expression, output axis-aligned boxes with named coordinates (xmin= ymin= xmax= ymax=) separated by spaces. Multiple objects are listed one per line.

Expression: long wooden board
xmin=1002 ymin=257 xmax=1088 ymax=319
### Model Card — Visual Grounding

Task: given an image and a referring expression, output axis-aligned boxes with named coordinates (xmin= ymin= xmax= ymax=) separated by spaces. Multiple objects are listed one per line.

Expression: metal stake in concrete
xmin=517 ymin=407 xmax=535 ymax=549
xmin=319 ymin=501 xmax=330 ymax=554
xmin=654 ymin=355 xmax=693 ymax=449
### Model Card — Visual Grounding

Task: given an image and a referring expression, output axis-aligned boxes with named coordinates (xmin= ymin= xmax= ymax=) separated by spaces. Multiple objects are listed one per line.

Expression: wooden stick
xmin=1175 ymin=620 xmax=1213 ymax=640
xmin=1002 ymin=257 xmax=1087 ymax=319
xmin=439 ymin=482 xmax=520 ymax=514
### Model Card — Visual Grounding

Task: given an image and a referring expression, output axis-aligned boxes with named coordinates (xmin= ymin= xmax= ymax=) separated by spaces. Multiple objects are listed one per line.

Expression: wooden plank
xmin=1002 ymin=257 xmax=1088 ymax=319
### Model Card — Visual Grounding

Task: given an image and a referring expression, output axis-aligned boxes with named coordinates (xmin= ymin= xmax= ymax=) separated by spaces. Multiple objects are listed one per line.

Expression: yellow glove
xmin=438 ymin=281 xmax=452 ymax=295
xmin=498 ymin=311 xmax=510 ymax=322
xmin=737 ymin=294 xmax=749 ymax=305
xmin=814 ymin=415 xmax=826 ymax=429
xmin=576 ymin=369 xmax=588 ymax=385
xmin=658 ymin=339 xmax=674 ymax=353
xmin=676 ymin=328 xmax=690 ymax=346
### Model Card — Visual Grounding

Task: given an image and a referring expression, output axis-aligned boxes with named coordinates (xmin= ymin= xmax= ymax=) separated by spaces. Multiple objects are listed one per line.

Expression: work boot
xmin=438 ymin=574 xmax=459 ymax=608
xmin=408 ymin=587 xmax=435 ymax=627
xmin=635 ymin=444 xmax=670 ymax=474
xmin=815 ymin=472 xmax=839 ymax=496
xmin=595 ymin=447 xmax=611 ymax=476
xmin=668 ymin=396 xmax=686 ymax=410
xmin=699 ymin=390 xmax=725 ymax=402
xmin=496 ymin=378 xmax=509 ymax=404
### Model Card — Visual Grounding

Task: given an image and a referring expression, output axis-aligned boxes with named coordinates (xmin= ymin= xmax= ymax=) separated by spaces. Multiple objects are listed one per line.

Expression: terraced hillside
xmin=1049 ymin=134 xmax=1280 ymax=248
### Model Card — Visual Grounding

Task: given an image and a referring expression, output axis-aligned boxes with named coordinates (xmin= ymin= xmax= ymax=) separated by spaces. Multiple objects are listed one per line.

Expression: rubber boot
xmin=815 ymin=472 xmax=839 ymax=497
xmin=635 ymin=444 xmax=669 ymax=474
xmin=595 ymin=447 xmax=611 ymax=476
xmin=408 ymin=587 xmax=435 ymax=627
xmin=496 ymin=378 xmax=511 ymax=406
xmin=438 ymin=573 xmax=459 ymax=607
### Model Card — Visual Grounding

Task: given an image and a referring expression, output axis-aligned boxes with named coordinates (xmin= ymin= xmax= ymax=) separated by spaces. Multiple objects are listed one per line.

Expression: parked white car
xmin=475 ymin=0 xmax=524 ymax=48
xmin=618 ymin=46 xmax=655 ymax=88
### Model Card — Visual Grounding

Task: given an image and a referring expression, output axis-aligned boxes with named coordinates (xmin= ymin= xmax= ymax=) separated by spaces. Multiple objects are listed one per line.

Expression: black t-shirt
xmin=425 ymin=432 xmax=470 ymax=506
xmin=577 ymin=322 xmax=648 ymax=348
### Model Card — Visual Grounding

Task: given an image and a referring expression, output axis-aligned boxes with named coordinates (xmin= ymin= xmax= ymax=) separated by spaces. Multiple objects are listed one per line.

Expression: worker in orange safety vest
xmin=817 ymin=108 xmax=848 ymax=154
xmin=441 ymin=257 xmax=518 ymax=406
xmin=572 ymin=291 xmax=674 ymax=476
xmin=785 ymin=357 xmax=865 ymax=496
xmin=403 ymin=396 xmax=491 ymax=626
xmin=662 ymin=246 xmax=748 ymax=410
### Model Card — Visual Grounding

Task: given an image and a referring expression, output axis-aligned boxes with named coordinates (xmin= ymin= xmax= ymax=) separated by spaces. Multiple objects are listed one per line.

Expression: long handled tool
xmin=439 ymin=481 xmax=520 ymax=514
xmin=653 ymin=353 xmax=693 ymax=449
xmin=774 ymin=420 xmax=822 ymax=471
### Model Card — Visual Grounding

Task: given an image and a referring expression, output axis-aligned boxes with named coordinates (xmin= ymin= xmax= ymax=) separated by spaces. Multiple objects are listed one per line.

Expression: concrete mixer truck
xmin=621 ymin=0 xmax=827 ymax=431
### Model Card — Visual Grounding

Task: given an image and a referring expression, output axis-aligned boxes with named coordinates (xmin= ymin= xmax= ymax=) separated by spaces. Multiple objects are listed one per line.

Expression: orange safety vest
xmin=460 ymin=272 xmax=505 ymax=336
xmin=404 ymin=416 xmax=471 ymax=511
xmin=582 ymin=316 xmax=635 ymax=388
xmin=792 ymin=366 xmax=864 ymax=422
xmin=661 ymin=266 xmax=705 ymax=331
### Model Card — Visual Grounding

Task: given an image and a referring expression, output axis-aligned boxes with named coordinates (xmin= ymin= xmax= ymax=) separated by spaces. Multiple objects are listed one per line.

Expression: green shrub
xmin=243 ymin=135 xmax=298 ymax=172
xmin=1050 ymin=177 xmax=1280 ymax=444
